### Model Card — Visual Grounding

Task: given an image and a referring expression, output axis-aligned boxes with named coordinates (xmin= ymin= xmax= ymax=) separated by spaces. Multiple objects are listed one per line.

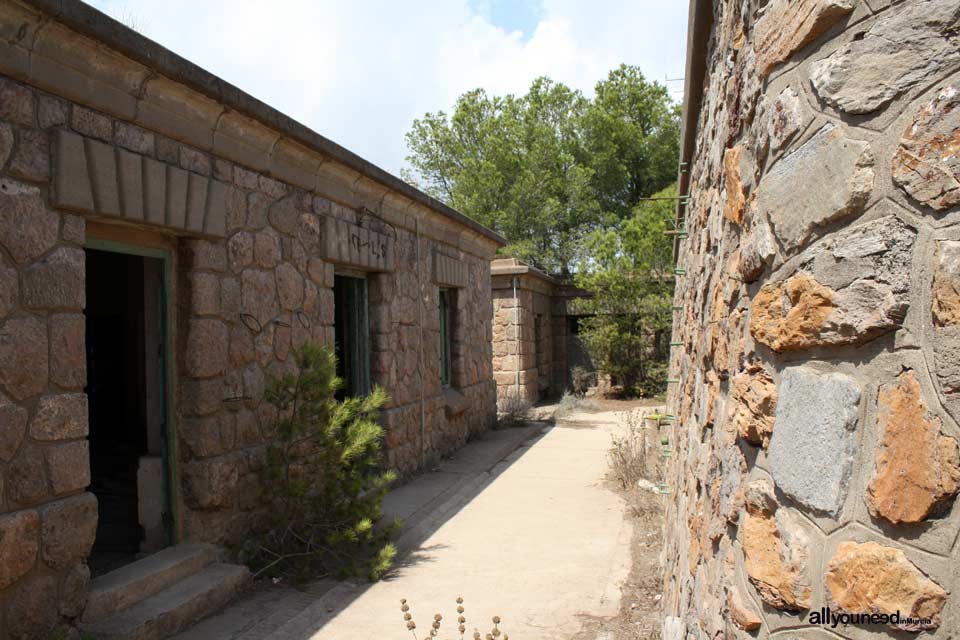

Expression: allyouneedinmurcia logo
xmin=807 ymin=607 xmax=932 ymax=630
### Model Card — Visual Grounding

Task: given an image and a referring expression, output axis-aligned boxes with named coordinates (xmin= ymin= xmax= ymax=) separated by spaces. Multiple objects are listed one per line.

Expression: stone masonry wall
xmin=491 ymin=272 xmax=556 ymax=408
xmin=0 ymin=1 xmax=498 ymax=636
xmin=664 ymin=1 xmax=960 ymax=638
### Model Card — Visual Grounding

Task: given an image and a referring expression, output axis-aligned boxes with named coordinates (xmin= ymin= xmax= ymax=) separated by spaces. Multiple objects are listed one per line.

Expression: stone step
xmin=83 ymin=543 xmax=224 ymax=624
xmin=80 ymin=563 xmax=251 ymax=640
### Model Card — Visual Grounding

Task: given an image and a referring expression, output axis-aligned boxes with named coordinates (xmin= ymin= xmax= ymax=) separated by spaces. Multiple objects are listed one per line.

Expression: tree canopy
xmin=403 ymin=64 xmax=680 ymax=275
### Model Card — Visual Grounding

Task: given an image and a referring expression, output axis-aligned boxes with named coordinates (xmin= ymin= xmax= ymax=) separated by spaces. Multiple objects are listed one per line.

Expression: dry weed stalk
xmin=400 ymin=597 xmax=509 ymax=639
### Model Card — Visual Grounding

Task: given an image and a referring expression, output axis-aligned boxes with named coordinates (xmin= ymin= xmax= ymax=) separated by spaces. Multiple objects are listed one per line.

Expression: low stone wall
xmin=665 ymin=0 xmax=960 ymax=637
xmin=0 ymin=0 xmax=499 ymax=636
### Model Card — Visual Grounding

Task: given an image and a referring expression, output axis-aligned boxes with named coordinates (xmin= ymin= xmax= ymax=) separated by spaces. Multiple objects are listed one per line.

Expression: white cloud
xmin=89 ymin=0 xmax=688 ymax=176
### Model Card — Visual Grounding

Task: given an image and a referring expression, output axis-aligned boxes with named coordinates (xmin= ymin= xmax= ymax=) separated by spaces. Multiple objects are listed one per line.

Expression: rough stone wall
xmin=664 ymin=0 xmax=960 ymax=638
xmin=0 ymin=1 xmax=498 ymax=635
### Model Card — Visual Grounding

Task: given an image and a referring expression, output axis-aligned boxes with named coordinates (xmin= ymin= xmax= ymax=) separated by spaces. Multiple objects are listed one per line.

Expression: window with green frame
xmin=334 ymin=275 xmax=371 ymax=398
xmin=439 ymin=289 xmax=454 ymax=387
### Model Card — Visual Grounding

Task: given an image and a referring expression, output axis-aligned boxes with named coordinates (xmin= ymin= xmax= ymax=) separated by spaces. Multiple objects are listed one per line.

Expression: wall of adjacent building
xmin=664 ymin=0 xmax=960 ymax=637
xmin=0 ymin=0 xmax=499 ymax=636
xmin=491 ymin=269 xmax=558 ymax=408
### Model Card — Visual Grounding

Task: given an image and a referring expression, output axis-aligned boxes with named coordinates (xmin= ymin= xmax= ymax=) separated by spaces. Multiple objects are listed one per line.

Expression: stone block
xmin=71 ymin=105 xmax=112 ymax=142
xmin=8 ymin=446 xmax=48 ymax=505
xmin=62 ymin=214 xmax=85 ymax=245
xmin=117 ymin=147 xmax=144 ymax=221
xmin=183 ymin=456 xmax=240 ymax=510
xmin=185 ymin=239 xmax=227 ymax=272
xmin=6 ymin=573 xmax=57 ymax=639
xmin=268 ymin=195 xmax=300 ymax=235
xmin=0 ymin=76 xmax=35 ymax=126
xmin=189 ymin=272 xmax=220 ymax=316
xmin=0 ymin=122 xmax=12 ymax=167
xmin=866 ymin=371 xmax=960 ymax=524
xmin=0 ymin=259 xmax=17 ymax=319
xmin=46 ymin=440 xmax=90 ymax=495
xmin=276 ymin=262 xmax=304 ymax=310
xmin=212 ymin=111 xmax=278 ymax=172
xmin=767 ymin=367 xmax=860 ymax=516
xmin=85 ymin=137 xmax=121 ymax=217
xmin=254 ymin=229 xmax=281 ymax=268
xmin=9 ymin=128 xmax=49 ymax=182
xmin=755 ymin=124 xmax=873 ymax=257
xmin=30 ymin=17 xmax=145 ymax=117
xmin=228 ymin=232 xmax=254 ymax=272
xmin=179 ymin=145 xmax=211 ymax=176
xmin=167 ymin=165 xmax=189 ymax=228
xmin=115 ymin=121 xmax=155 ymax=155
xmin=763 ymin=86 xmax=804 ymax=154
xmin=37 ymin=96 xmax=67 ymax=129
xmin=811 ymin=0 xmax=960 ymax=114
xmin=241 ymin=269 xmax=279 ymax=327
xmin=741 ymin=480 xmax=811 ymax=610
xmin=0 ymin=509 xmax=39 ymax=589
xmin=39 ymin=492 xmax=97 ymax=570
xmin=59 ymin=563 xmax=90 ymax=618
xmin=933 ymin=240 xmax=960 ymax=326
xmin=30 ymin=393 xmax=88 ymax=441
xmin=49 ymin=314 xmax=85 ymax=391
xmin=727 ymin=365 xmax=777 ymax=447
xmin=143 ymin=156 xmax=167 ymax=226
xmin=181 ymin=378 xmax=223 ymax=417
xmin=185 ymin=319 xmax=228 ymax=378
xmin=892 ymin=84 xmax=960 ymax=211
xmin=137 ymin=76 xmax=221 ymax=148
xmin=0 ymin=315 xmax=49 ymax=400
xmin=0 ymin=177 xmax=59 ymax=265
xmin=753 ymin=0 xmax=854 ymax=77
xmin=52 ymin=129 xmax=95 ymax=215
xmin=722 ymin=146 xmax=745 ymax=224
xmin=826 ymin=541 xmax=947 ymax=630
xmin=22 ymin=247 xmax=85 ymax=311
xmin=750 ymin=216 xmax=915 ymax=351
xmin=0 ymin=402 xmax=27 ymax=461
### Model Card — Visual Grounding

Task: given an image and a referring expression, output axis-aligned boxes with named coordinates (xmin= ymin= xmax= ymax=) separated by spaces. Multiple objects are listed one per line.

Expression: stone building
xmin=0 ymin=0 xmax=502 ymax=636
xmin=490 ymin=258 xmax=592 ymax=408
xmin=664 ymin=0 xmax=960 ymax=638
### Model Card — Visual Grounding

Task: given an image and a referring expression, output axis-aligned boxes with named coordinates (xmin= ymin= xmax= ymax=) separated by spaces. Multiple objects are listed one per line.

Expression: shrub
xmin=498 ymin=394 xmax=531 ymax=427
xmin=570 ymin=366 xmax=593 ymax=396
xmin=240 ymin=343 xmax=398 ymax=582
xmin=608 ymin=409 xmax=652 ymax=489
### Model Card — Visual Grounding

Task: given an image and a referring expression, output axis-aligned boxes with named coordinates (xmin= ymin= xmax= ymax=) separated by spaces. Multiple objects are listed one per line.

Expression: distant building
xmin=490 ymin=258 xmax=593 ymax=408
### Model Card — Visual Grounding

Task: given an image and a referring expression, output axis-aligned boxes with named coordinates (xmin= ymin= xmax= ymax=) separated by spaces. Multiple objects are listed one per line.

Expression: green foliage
xmin=241 ymin=343 xmax=398 ymax=582
xmin=404 ymin=64 xmax=679 ymax=275
xmin=574 ymin=184 xmax=675 ymax=395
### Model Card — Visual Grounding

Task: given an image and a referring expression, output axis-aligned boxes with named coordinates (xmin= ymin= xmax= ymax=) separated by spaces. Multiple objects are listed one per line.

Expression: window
xmin=439 ymin=289 xmax=454 ymax=387
xmin=334 ymin=275 xmax=370 ymax=397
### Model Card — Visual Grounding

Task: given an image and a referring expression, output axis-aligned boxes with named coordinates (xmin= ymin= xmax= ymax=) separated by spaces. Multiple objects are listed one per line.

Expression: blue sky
xmin=87 ymin=1 xmax=689 ymax=177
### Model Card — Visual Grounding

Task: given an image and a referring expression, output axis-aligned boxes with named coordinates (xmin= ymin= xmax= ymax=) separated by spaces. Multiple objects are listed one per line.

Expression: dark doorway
xmin=85 ymin=248 xmax=170 ymax=576
xmin=333 ymin=275 xmax=370 ymax=398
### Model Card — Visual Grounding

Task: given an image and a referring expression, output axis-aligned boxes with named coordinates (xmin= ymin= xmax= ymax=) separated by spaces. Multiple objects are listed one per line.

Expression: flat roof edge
xmin=24 ymin=0 xmax=507 ymax=246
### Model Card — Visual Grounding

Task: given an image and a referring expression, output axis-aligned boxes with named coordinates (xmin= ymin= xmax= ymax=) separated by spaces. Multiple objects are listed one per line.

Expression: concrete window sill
xmin=443 ymin=387 xmax=468 ymax=417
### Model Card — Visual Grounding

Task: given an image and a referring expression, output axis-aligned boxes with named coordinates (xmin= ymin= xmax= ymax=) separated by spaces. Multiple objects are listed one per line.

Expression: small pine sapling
xmin=241 ymin=342 xmax=399 ymax=581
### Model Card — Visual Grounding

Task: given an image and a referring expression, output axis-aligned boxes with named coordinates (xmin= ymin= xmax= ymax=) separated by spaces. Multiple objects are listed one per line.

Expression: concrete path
xmin=176 ymin=407 xmax=632 ymax=640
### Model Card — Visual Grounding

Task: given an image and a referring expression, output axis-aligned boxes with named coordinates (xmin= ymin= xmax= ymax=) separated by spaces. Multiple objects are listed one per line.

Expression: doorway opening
xmin=85 ymin=247 xmax=171 ymax=576
xmin=333 ymin=274 xmax=370 ymax=398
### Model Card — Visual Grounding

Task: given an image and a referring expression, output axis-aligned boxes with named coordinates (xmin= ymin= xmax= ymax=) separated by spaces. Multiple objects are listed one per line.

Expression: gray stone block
xmin=767 ymin=366 xmax=861 ymax=516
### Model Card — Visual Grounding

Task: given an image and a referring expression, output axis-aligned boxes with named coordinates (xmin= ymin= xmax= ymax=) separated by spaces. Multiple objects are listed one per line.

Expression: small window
xmin=334 ymin=275 xmax=370 ymax=397
xmin=439 ymin=289 xmax=454 ymax=387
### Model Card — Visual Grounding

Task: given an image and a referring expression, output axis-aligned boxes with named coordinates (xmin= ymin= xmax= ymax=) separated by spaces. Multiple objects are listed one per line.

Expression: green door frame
xmin=84 ymin=237 xmax=179 ymax=546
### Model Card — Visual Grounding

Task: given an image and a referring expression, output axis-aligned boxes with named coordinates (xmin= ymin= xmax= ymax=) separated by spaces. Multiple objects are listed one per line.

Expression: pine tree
xmin=242 ymin=343 xmax=398 ymax=581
